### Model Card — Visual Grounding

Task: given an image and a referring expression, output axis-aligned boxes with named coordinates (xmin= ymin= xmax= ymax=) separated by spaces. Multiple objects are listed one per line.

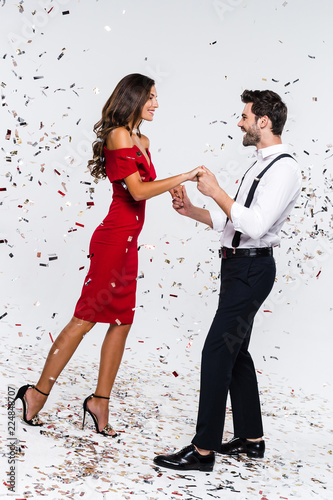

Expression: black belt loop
xmin=221 ymin=247 xmax=273 ymax=259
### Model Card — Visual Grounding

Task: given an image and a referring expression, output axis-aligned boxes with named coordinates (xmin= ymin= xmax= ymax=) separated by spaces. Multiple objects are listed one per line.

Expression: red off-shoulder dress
xmin=74 ymin=145 xmax=156 ymax=324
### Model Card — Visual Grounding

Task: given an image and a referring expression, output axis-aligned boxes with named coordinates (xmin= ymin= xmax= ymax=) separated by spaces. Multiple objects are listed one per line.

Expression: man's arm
xmin=197 ymin=163 xmax=301 ymax=240
xmin=230 ymin=161 xmax=301 ymax=239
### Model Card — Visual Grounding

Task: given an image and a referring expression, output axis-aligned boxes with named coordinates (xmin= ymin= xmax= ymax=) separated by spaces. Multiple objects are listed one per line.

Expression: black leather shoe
xmin=220 ymin=437 xmax=265 ymax=458
xmin=154 ymin=444 xmax=215 ymax=471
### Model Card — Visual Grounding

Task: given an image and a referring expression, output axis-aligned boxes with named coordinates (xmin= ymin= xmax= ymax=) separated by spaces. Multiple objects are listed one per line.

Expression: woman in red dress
xmin=13 ymin=74 xmax=202 ymax=436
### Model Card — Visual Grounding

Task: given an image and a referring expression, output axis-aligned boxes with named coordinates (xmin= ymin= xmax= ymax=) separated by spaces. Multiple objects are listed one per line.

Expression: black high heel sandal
xmin=82 ymin=394 xmax=117 ymax=437
xmin=13 ymin=384 xmax=49 ymax=426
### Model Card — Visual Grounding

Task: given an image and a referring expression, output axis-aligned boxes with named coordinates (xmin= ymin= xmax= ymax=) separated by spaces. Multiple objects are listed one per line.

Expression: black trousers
xmin=191 ymin=255 xmax=276 ymax=452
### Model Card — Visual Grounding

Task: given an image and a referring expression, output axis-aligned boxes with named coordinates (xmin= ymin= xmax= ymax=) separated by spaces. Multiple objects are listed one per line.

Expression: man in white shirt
xmin=153 ymin=89 xmax=302 ymax=472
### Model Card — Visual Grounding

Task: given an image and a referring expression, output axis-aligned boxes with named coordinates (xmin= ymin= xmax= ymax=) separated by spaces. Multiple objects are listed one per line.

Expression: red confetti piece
xmin=170 ymin=294 xmax=178 ymax=298
xmin=86 ymin=202 xmax=94 ymax=206
xmin=54 ymin=169 xmax=61 ymax=175
xmin=79 ymin=266 xmax=85 ymax=270
xmin=0 ymin=187 xmax=7 ymax=191
xmin=58 ymin=190 xmax=65 ymax=196
xmin=263 ymin=310 xmax=272 ymax=313
xmin=49 ymin=332 xmax=54 ymax=343
xmin=172 ymin=371 xmax=178 ymax=377
xmin=316 ymin=270 xmax=321 ymax=278
xmin=75 ymin=222 xmax=84 ymax=227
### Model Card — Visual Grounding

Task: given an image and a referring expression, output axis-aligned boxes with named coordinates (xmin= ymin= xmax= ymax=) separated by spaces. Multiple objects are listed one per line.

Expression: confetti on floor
xmin=0 ymin=343 xmax=332 ymax=499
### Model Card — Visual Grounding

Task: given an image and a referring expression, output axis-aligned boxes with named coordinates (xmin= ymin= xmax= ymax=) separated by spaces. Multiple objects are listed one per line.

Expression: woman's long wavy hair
xmin=88 ymin=73 xmax=155 ymax=180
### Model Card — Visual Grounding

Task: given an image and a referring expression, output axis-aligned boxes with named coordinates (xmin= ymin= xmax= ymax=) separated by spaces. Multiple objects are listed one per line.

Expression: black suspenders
xmin=231 ymin=153 xmax=295 ymax=248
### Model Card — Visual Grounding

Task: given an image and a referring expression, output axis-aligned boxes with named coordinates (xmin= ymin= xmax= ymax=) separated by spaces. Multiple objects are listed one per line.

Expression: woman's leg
xmin=25 ymin=316 xmax=95 ymax=421
xmin=87 ymin=323 xmax=131 ymax=433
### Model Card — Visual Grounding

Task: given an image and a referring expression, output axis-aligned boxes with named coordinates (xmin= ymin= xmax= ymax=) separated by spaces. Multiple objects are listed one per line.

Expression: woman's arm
xmin=125 ymin=169 xmax=202 ymax=201
xmin=107 ymin=128 xmax=202 ymax=202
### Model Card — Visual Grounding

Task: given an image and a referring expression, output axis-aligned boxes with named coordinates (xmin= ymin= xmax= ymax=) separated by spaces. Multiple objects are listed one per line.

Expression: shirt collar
xmin=252 ymin=143 xmax=289 ymax=160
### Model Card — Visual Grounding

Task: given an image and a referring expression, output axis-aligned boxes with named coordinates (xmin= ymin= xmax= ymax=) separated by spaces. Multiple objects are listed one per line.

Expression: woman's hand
xmin=186 ymin=165 xmax=205 ymax=181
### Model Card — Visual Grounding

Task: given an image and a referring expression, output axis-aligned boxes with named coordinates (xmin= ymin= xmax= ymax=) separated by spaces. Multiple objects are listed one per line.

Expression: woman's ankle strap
xmin=93 ymin=394 xmax=110 ymax=400
xmin=34 ymin=386 xmax=49 ymax=397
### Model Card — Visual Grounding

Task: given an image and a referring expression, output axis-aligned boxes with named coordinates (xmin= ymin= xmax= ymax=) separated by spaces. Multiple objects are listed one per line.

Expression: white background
xmin=1 ymin=0 xmax=332 ymax=401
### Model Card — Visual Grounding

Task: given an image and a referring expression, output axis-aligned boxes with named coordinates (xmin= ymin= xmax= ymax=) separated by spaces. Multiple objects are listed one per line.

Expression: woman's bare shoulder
xmin=107 ymin=127 xmax=133 ymax=150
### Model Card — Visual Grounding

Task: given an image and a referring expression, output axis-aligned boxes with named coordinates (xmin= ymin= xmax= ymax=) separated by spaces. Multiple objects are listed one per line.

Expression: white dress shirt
xmin=209 ymin=144 xmax=302 ymax=248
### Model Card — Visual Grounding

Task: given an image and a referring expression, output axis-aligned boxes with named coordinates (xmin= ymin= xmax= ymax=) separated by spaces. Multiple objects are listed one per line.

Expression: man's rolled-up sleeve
xmin=209 ymin=209 xmax=227 ymax=233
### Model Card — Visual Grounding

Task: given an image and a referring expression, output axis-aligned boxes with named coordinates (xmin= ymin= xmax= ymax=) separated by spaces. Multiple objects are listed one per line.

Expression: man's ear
xmin=259 ymin=115 xmax=270 ymax=129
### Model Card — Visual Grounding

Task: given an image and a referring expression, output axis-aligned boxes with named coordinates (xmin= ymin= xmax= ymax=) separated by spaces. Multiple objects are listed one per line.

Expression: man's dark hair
xmin=241 ymin=89 xmax=287 ymax=136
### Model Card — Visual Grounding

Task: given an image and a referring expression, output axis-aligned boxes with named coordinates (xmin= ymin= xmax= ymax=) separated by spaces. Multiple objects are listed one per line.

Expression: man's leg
xmin=229 ymin=324 xmax=263 ymax=439
xmin=192 ymin=256 xmax=276 ymax=452
xmin=153 ymin=256 xmax=276 ymax=470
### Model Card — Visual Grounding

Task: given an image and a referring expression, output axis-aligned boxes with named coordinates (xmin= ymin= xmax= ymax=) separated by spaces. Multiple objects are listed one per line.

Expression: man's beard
xmin=242 ymin=123 xmax=261 ymax=146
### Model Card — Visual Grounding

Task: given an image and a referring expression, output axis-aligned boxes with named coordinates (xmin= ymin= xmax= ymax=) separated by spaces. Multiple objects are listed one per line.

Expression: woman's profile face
xmin=140 ymin=86 xmax=158 ymax=122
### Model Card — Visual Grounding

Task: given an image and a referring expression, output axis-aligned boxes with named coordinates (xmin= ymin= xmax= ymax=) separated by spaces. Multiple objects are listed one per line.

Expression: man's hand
xmin=169 ymin=185 xmax=184 ymax=204
xmin=170 ymin=185 xmax=193 ymax=217
xmin=197 ymin=167 xmax=234 ymax=220
xmin=197 ymin=167 xmax=220 ymax=198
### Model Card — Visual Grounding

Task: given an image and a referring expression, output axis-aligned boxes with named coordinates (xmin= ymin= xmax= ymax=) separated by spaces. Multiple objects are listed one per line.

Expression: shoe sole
xmin=220 ymin=450 xmax=264 ymax=459
xmin=247 ymin=452 xmax=264 ymax=459
xmin=154 ymin=461 xmax=214 ymax=472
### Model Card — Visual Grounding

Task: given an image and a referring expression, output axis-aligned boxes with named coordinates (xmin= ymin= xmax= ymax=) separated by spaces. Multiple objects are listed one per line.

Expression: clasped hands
xmin=170 ymin=165 xmax=219 ymax=213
